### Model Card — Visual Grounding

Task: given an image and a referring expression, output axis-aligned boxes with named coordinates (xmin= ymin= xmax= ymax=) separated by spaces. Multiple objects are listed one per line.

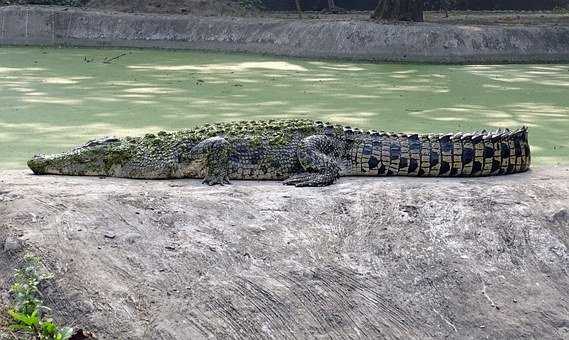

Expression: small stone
xmin=165 ymin=245 xmax=176 ymax=251
xmin=552 ymin=209 xmax=569 ymax=225
xmin=81 ymin=301 xmax=96 ymax=313
xmin=513 ymin=298 xmax=518 ymax=303
xmin=0 ymin=291 xmax=10 ymax=304
xmin=104 ymin=233 xmax=116 ymax=239
xmin=125 ymin=233 xmax=141 ymax=244
xmin=3 ymin=237 xmax=22 ymax=252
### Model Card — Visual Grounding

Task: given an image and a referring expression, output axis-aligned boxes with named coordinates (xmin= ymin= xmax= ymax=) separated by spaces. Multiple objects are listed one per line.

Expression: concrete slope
xmin=1 ymin=6 xmax=569 ymax=63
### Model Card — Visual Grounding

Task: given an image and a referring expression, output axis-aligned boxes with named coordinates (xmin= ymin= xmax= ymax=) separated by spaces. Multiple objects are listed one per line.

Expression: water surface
xmin=1 ymin=46 xmax=568 ymax=169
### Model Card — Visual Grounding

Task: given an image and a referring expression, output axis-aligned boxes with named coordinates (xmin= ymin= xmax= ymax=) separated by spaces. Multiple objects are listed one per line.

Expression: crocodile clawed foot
xmin=283 ymin=173 xmax=336 ymax=187
xmin=202 ymin=175 xmax=231 ymax=186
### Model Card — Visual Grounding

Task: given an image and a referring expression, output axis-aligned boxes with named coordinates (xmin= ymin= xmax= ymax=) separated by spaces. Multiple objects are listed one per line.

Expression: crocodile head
xmin=28 ymin=137 xmax=132 ymax=177
xmin=28 ymin=135 xmax=207 ymax=179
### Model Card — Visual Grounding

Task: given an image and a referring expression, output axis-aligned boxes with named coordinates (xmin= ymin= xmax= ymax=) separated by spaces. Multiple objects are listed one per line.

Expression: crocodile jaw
xmin=27 ymin=150 xmax=206 ymax=179
xmin=28 ymin=154 xmax=58 ymax=175
xmin=27 ymin=153 xmax=109 ymax=176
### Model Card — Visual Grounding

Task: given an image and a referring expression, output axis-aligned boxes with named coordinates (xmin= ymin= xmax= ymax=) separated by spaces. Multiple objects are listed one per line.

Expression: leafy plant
xmin=27 ymin=0 xmax=82 ymax=6
xmin=239 ymin=0 xmax=264 ymax=10
xmin=6 ymin=255 xmax=73 ymax=340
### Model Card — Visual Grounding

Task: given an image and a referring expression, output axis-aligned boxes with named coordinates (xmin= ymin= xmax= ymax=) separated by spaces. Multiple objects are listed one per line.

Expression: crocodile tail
xmin=361 ymin=127 xmax=530 ymax=177
xmin=406 ymin=127 xmax=531 ymax=177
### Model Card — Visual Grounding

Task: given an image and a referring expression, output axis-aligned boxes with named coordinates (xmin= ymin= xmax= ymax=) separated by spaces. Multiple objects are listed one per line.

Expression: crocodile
xmin=27 ymin=119 xmax=531 ymax=187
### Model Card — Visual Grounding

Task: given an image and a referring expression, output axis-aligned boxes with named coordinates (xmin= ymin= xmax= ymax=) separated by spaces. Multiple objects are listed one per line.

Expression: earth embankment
xmin=1 ymin=168 xmax=568 ymax=338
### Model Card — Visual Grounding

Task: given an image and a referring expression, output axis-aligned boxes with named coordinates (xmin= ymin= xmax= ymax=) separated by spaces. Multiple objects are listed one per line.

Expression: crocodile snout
xmin=27 ymin=155 xmax=48 ymax=175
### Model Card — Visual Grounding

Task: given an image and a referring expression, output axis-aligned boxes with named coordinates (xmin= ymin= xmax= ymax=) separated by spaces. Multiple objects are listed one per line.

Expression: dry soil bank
xmin=1 ymin=168 xmax=569 ymax=339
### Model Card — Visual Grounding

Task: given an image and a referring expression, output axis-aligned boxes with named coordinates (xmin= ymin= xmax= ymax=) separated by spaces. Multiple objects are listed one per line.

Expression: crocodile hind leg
xmin=189 ymin=137 xmax=231 ymax=185
xmin=284 ymin=135 xmax=341 ymax=187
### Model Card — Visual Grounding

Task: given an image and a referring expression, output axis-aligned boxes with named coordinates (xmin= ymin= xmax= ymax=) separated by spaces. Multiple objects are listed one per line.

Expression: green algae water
xmin=0 ymin=46 xmax=568 ymax=169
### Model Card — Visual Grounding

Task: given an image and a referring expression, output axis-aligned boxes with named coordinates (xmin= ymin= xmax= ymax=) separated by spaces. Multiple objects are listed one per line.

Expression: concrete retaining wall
xmin=1 ymin=5 xmax=569 ymax=63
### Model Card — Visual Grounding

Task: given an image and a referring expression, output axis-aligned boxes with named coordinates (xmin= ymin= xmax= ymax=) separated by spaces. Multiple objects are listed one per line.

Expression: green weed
xmin=239 ymin=0 xmax=263 ymax=10
xmin=27 ymin=0 xmax=82 ymax=6
xmin=6 ymin=254 xmax=73 ymax=340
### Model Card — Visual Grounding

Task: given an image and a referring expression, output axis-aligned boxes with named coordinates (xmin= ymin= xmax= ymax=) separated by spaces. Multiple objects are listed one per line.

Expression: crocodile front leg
xmin=284 ymin=135 xmax=341 ymax=187
xmin=189 ymin=137 xmax=231 ymax=185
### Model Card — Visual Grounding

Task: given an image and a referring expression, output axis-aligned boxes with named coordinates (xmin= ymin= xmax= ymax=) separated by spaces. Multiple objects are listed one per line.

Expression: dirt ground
xmin=83 ymin=0 xmax=242 ymax=16
xmin=0 ymin=0 xmax=243 ymax=16
xmin=268 ymin=10 xmax=569 ymax=25
xmin=2 ymin=0 xmax=569 ymax=25
xmin=1 ymin=168 xmax=569 ymax=339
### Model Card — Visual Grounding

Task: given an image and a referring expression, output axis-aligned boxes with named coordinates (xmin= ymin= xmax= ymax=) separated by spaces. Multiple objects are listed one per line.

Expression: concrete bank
xmin=1 ymin=168 xmax=569 ymax=338
xmin=1 ymin=6 xmax=569 ymax=63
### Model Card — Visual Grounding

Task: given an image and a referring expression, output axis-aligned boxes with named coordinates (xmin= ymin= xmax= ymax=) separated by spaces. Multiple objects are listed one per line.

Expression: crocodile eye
xmin=82 ymin=137 xmax=120 ymax=148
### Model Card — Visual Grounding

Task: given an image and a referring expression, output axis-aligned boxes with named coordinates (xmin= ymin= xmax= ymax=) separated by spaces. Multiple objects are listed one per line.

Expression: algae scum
xmin=0 ymin=46 xmax=568 ymax=169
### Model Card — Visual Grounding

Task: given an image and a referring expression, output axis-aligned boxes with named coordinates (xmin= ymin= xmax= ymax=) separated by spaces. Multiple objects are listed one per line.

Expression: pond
xmin=0 ymin=46 xmax=568 ymax=169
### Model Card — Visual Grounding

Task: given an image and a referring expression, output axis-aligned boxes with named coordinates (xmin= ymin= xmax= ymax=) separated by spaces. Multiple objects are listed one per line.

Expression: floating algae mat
xmin=0 ymin=46 xmax=568 ymax=169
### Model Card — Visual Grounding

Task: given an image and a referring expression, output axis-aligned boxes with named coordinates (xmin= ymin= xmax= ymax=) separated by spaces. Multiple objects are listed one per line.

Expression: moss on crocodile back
xmin=142 ymin=119 xmax=357 ymax=146
xmin=136 ymin=119 xmax=323 ymax=148
xmin=175 ymin=119 xmax=320 ymax=140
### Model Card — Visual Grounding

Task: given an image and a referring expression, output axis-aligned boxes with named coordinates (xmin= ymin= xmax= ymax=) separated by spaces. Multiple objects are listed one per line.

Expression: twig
xmin=482 ymin=283 xmax=499 ymax=309
xmin=103 ymin=53 xmax=128 ymax=64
